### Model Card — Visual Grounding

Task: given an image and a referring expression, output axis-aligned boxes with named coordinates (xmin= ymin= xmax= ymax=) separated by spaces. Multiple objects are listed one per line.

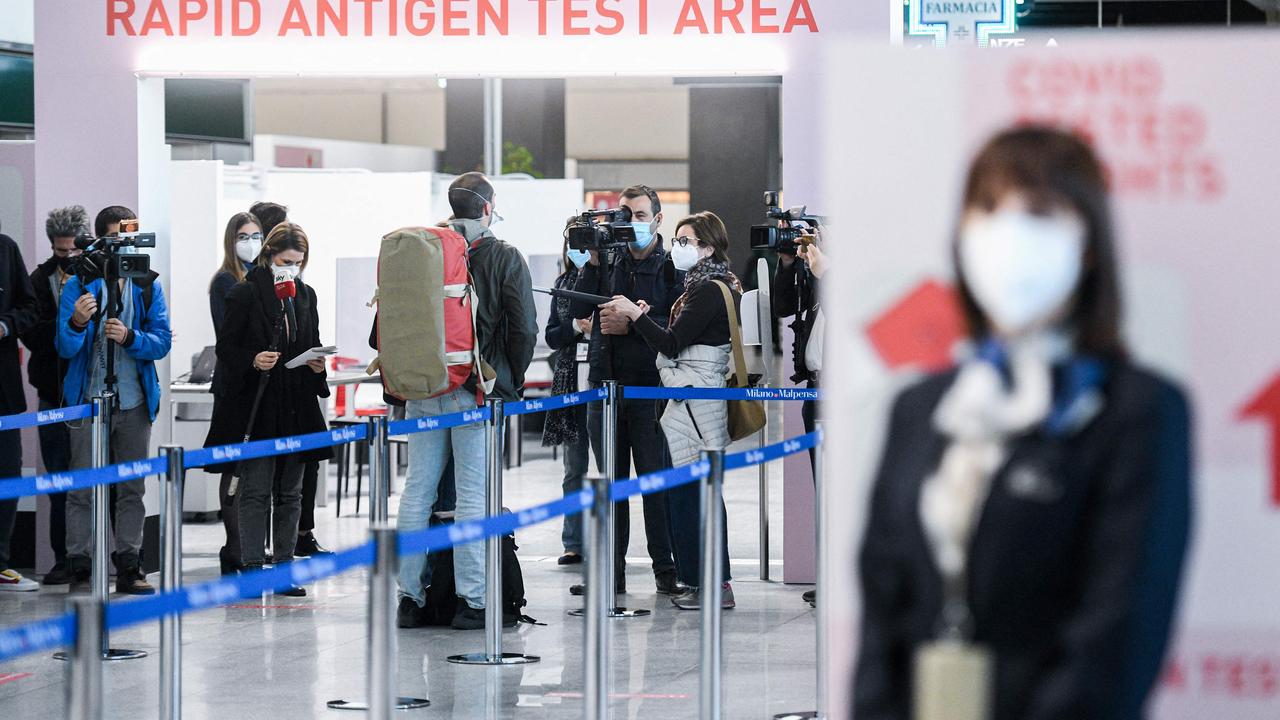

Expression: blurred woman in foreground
xmin=854 ymin=127 xmax=1192 ymax=720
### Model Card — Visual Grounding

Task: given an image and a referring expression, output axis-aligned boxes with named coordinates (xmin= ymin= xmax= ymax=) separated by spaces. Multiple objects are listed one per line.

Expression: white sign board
xmin=821 ymin=32 xmax=1280 ymax=719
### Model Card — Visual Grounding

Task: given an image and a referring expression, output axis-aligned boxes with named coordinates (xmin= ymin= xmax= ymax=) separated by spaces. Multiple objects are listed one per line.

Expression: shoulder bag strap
xmin=712 ymin=280 xmax=749 ymax=388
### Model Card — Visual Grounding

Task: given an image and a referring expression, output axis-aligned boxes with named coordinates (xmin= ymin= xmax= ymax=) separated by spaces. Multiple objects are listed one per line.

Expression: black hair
xmin=448 ymin=173 xmax=495 ymax=220
xmin=94 ymin=206 xmax=136 ymax=238
xmin=249 ymin=202 xmax=289 ymax=237
xmin=620 ymin=185 xmax=661 ymax=215
xmin=956 ymin=125 xmax=1123 ymax=357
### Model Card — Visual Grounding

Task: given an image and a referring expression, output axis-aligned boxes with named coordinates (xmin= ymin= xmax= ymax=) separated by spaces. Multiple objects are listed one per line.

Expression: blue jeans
xmin=397 ymin=388 xmax=487 ymax=610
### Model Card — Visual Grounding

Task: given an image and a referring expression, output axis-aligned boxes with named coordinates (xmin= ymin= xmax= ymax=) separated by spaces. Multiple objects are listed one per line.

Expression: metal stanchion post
xmin=758 ymin=422 xmax=770 ymax=582
xmin=368 ymin=416 xmax=390 ymax=525
xmin=160 ymin=446 xmax=185 ymax=720
xmin=328 ymin=454 xmax=429 ymax=712
xmin=569 ymin=381 xmax=648 ymax=619
xmin=68 ymin=597 xmax=104 ymax=720
xmin=700 ymin=449 xmax=726 ymax=720
xmin=55 ymin=393 xmax=145 ymax=662
xmin=774 ymin=421 xmax=825 ymax=720
xmin=583 ymin=472 xmax=610 ymax=719
xmin=448 ymin=399 xmax=540 ymax=666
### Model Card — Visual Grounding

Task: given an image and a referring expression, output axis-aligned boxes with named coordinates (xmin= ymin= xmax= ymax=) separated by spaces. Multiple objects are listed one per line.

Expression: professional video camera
xmin=566 ymin=206 xmax=638 ymax=251
xmin=750 ymin=191 xmax=823 ymax=254
xmin=72 ymin=218 xmax=156 ymax=284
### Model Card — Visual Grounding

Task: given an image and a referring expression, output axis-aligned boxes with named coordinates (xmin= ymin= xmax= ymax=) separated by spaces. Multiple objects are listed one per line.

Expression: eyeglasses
xmin=236 ymin=233 xmax=263 ymax=242
xmin=672 ymin=236 xmax=704 ymax=248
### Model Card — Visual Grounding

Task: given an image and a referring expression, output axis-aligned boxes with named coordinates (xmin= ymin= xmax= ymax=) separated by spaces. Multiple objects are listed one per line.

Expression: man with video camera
xmin=569 ymin=184 xmax=683 ymax=596
xmin=770 ymin=210 xmax=826 ymax=607
xmin=56 ymin=205 xmax=172 ymax=595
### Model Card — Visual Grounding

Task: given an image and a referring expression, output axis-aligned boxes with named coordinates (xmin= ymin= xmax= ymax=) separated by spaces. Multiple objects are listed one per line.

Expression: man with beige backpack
xmin=370 ymin=172 xmax=536 ymax=631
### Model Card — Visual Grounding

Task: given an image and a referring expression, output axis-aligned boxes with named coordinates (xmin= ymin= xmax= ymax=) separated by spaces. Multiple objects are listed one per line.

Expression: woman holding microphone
xmin=598 ymin=211 xmax=740 ymax=611
xmin=204 ymin=223 xmax=331 ymax=596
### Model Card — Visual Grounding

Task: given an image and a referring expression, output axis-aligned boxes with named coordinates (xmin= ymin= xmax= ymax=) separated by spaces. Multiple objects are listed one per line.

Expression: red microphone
xmin=273 ymin=270 xmax=297 ymax=300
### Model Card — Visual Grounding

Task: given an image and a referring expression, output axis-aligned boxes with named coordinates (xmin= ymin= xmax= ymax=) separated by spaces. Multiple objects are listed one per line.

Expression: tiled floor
xmin=0 ymin=432 xmax=820 ymax=719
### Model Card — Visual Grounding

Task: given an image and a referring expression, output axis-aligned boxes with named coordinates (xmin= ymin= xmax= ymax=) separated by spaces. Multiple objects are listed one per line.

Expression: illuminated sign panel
xmin=907 ymin=0 xmax=1017 ymax=47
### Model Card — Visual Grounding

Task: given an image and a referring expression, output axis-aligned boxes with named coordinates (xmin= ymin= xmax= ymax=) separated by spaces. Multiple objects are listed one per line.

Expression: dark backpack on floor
xmin=421 ymin=516 xmax=538 ymax=626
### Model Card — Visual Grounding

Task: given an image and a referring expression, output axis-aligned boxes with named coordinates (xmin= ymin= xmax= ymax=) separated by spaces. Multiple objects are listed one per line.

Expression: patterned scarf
xmin=542 ymin=267 xmax=582 ymax=447
xmin=670 ymin=257 xmax=742 ymax=323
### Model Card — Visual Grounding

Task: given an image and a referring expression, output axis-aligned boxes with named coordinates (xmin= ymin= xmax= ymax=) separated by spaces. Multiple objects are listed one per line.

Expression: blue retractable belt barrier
xmin=387 ymin=406 xmax=491 ymax=438
xmin=505 ymin=387 xmax=609 ymax=417
xmin=398 ymin=489 xmax=593 ymax=557
xmin=184 ymin=425 xmax=367 ymax=470
xmin=0 ymin=404 xmax=93 ymax=431
xmin=0 ymin=394 xmax=819 ymax=663
xmin=0 ymin=611 xmax=75 ymax=663
xmin=0 ymin=456 xmax=168 ymax=503
xmin=725 ymin=430 xmax=821 ymax=471
xmin=621 ymin=386 xmax=821 ymax=402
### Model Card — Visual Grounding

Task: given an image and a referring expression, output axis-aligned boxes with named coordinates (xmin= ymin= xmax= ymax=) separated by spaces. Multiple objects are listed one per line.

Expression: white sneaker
xmin=0 ymin=569 xmax=39 ymax=592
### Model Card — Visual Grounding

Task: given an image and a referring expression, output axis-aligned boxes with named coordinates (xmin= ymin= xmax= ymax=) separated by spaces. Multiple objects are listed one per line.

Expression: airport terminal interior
xmin=2 ymin=2 xmax=1280 ymax=719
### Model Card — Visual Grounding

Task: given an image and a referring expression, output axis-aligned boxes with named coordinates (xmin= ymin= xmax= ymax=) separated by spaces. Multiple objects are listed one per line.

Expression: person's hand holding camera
xmin=597 ymin=305 xmax=631 ymax=335
xmin=798 ymin=241 xmax=828 ymax=279
xmin=104 ymin=318 xmax=130 ymax=345
xmin=72 ymin=293 xmax=98 ymax=327
xmin=254 ymin=351 xmax=280 ymax=371
xmin=599 ymin=295 xmax=647 ymax=324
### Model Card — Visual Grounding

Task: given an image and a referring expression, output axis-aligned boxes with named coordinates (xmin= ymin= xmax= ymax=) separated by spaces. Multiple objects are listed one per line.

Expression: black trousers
xmin=299 ymin=461 xmax=318 ymax=534
xmin=802 ymin=378 xmax=819 ymax=477
xmin=588 ymin=394 xmax=676 ymax=578
xmin=0 ymin=395 xmax=21 ymax=571
xmin=37 ymin=400 xmax=71 ymax=564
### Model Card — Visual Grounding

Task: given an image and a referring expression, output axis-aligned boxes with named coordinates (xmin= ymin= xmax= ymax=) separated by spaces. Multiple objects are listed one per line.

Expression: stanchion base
xmin=445 ymin=652 xmax=541 ymax=666
xmin=566 ymin=606 xmax=652 ymax=618
xmin=326 ymin=696 xmax=431 ymax=711
xmin=773 ymin=712 xmax=820 ymax=719
xmin=52 ymin=648 xmax=149 ymax=662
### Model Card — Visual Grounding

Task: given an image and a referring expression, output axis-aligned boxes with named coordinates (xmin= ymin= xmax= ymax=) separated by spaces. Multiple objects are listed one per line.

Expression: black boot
xmin=114 ymin=556 xmax=155 ymax=596
xmin=219 ymin=546 xmax=242 ymax=576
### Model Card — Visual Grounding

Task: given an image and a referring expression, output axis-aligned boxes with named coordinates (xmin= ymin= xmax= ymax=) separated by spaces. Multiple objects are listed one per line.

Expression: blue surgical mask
xmin=566 ymin=249 xmax=590 ymax=269
xmin=629 ymin=222 xmax=655 ymax=251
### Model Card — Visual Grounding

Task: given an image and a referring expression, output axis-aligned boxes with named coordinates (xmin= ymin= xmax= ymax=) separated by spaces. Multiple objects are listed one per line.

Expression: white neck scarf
xmin=920 ymin=333 xmax=1070 ymax=580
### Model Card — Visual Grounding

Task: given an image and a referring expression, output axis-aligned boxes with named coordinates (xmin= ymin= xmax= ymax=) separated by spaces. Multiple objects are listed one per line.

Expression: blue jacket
xmin=56 ymin=274 xmax=172 ymax=421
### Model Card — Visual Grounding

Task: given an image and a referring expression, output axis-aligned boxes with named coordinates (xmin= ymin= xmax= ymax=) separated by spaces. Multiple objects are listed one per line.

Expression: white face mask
xmin=235 ymin=238 xmax=261 ymax=264
xmin=670 ymin=241 xmax=702 ymax=272
xmin=959 ymin=210 xmax=1085 ymax=336
xmin=273 ymin=263 xmax=301 ymax=283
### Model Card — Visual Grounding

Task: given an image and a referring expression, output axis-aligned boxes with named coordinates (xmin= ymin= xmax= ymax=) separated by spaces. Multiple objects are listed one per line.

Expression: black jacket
xmin=634 ymin=278 xmax=741 ymax=359
xmin=544 ymin=268 xmax=581 ymax=357
xmin=854 ymin=361 xmax=1192 ymax=720
xmin=466 ymin=233 xmax=537 ymax=402
xmin=22 ymin=255 xmax=71 ymax=406
xmin=570 ymin=243 xmax=684 ymax=385
xmin=0 ymin=234 xmax=38 ymax=414
xmin=209 ymin=268 xmax=240 ymax=339
xmin=771 ymin=257 xmax=819 ymax=383
xmin=204 ymin=266 xmax=331 ymax=473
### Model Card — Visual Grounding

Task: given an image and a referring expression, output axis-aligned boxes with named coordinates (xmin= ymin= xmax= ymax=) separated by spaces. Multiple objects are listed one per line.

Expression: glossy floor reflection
xmin=0 ymin=430 xmax=818 ymax=719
